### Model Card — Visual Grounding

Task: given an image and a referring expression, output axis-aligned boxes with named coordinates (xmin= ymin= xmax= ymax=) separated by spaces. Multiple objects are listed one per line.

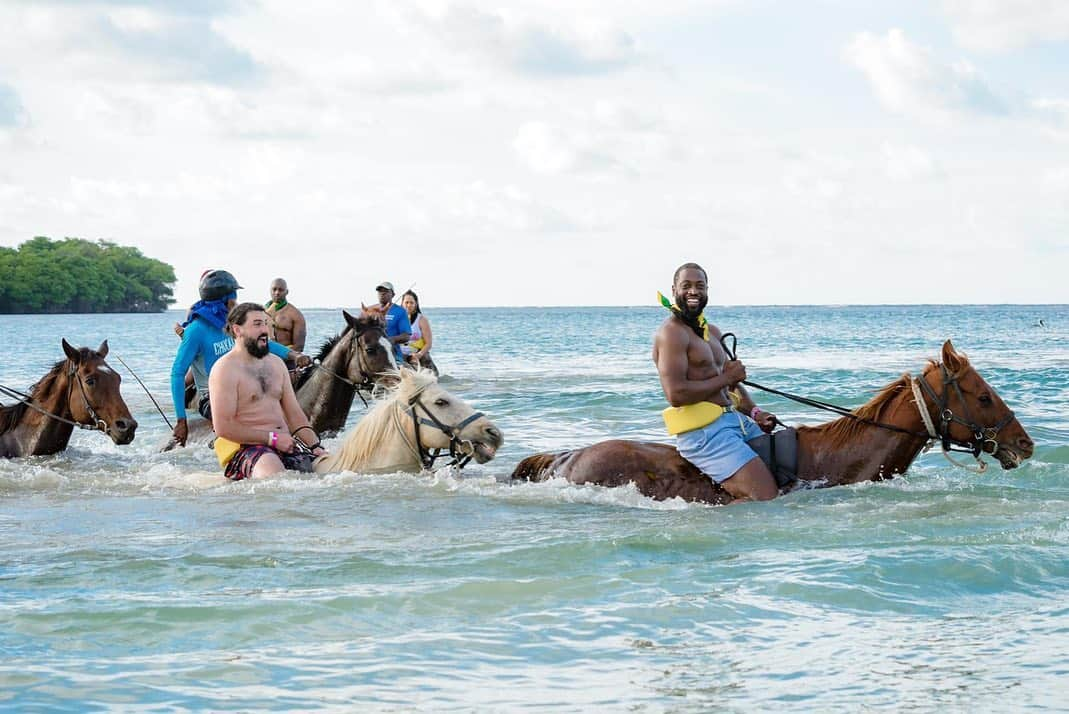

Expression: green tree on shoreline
xmin=0 ymin=237 xmax=176 ymax=313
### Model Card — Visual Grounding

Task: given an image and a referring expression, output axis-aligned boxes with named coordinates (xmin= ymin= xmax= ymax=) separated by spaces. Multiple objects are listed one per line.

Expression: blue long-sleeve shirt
xmin=170 ymin=318 xmax=290 ymax=419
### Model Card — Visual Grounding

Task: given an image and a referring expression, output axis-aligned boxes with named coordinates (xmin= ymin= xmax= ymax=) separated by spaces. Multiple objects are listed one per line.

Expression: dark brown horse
xmin=1 ymin=339 xmax=138 ymax=458
xmin=512 ymin=341 xmax=1034 ymax=504
xmin=295 ymin=310 xmax=397 ymax=436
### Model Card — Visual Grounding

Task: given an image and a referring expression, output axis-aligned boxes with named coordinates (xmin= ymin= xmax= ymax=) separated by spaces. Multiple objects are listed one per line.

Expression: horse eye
xmin=979 ymin=394 xmax=993 ymax=405
xmin=85 ymin=377 xmax=97 ymax=387
xmin=434 ymin=398 xmax=448 ymax=407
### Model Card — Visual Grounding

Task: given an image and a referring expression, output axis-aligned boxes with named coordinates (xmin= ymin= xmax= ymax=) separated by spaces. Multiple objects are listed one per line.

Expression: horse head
xmin=398 ymin=368 xmax=503 ymax=465
xmin=922 ymin=340 xmax=1033 ymax=469
xmin=342 ymin=309 xmax=396 ymax=385
xmin=61 ymin=339 xmax=137 ymax=445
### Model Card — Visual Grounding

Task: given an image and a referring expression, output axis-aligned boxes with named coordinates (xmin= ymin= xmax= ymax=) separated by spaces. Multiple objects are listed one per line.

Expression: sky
xmin=1 ymin=0 xmax=1067 ymax=308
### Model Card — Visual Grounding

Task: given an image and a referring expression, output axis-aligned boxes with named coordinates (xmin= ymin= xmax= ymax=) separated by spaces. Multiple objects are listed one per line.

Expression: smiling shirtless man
xmin=653 ymin=263 xmax=779 ymax=501
xmin=209 ymin=302 xmax=326 ymax=480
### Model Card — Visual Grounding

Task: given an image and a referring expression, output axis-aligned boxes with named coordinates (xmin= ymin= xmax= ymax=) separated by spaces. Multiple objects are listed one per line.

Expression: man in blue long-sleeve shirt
xmin=170 ymin=270 xmax=308 ymax=447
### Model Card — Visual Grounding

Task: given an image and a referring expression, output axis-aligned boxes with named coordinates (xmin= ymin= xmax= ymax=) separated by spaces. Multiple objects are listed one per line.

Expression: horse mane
xmin=320 ymin=368 xmax=438 ymax=472
xmin=802 ymin=356 xmax=968 ymax=449
xmin=294 ymin=332 xmax=347 ymax=391
xmin=0 ymin=358 xmax=70 ymax=435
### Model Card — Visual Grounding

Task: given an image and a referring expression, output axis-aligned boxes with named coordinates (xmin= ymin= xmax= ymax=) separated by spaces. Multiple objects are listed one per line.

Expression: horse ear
xmin=97 ymin=339 xmax=109 ymax=357
xmin=61 ymin=339 xmax=80 ymax=363
xmin=941 ymin=339 xmax=965 ymax=373
xmin=343 ymin=310 xmax=359 ymax=329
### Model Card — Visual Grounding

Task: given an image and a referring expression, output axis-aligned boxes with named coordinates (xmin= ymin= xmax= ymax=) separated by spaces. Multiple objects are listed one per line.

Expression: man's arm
xmin=391 ymin=308 xmax=412 ymax=344
xmin=654 ymin=324 xmax=743 ymax=407
xmin=291 ymin=310 xmax=307 ymax=353
xmin=170 ymin=325 xmax=201 ymax=420
xmin=279 ymin=363 xmax=327 ymax=456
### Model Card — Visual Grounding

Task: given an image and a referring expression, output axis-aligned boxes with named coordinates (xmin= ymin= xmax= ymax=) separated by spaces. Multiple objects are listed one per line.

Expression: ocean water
xmin=1 ymin=305 xmax=1067 ymax=711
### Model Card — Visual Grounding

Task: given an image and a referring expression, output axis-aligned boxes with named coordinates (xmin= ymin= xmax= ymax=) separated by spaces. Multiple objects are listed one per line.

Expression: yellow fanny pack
xmin=213 ymin=436 xmax=242 ymax=468
xmin=662 ymin=402 xmax=731 ymax=435
xmin=409 ymin=338 xmax=426 ymax=351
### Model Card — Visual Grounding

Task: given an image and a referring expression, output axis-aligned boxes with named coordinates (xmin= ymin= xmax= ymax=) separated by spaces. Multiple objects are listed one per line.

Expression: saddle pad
xmin=746 ymin=427 xmax=799 ymax=489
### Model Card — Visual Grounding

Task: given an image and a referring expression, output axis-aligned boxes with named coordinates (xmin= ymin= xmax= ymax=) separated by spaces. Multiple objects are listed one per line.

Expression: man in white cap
xmin=374 ymin=280 xmax=411 ymax=362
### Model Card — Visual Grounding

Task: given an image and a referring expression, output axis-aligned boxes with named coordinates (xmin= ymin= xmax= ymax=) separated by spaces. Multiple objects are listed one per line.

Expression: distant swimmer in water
xmin=1036 ymin=318 xmax=1047 ymax=328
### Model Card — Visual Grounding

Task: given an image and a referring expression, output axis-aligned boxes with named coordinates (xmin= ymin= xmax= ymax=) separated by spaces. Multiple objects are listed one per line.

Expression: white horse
xmin=314 ymin=368 xmax=503 ymax=474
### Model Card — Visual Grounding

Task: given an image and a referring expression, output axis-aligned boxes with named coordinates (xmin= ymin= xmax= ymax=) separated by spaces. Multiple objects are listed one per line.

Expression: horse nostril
xmin=485 ymin=426 xmax=501 ymax=440
xmin=114 ymin=418 xmax=137 ymax=433
xmin=1017 ymin=436 xmax=1034 ymax=452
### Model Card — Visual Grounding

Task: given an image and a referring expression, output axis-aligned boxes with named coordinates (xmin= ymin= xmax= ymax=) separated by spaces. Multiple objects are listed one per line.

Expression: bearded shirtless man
xmin=209 ymin=303 xmax=326 ymax=480
xmin=265 ymin=278 xmax=307 ymax=353
xmin=652 ymin=263 xmax=779 ymax=501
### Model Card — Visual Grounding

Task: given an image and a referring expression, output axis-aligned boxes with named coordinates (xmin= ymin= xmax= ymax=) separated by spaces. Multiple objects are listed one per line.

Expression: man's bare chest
xmin=237 ymin=363 xmax=283 ymax=402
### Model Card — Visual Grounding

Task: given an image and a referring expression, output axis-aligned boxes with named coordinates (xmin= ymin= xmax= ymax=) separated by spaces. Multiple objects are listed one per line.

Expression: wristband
xmin=750 ymin=407 xmax=763 ymax=420
xmin=269 ymin=431 xmax=278 ymax=448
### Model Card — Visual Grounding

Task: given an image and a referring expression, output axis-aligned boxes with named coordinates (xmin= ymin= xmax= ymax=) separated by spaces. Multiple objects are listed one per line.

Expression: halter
xmin=0 ymin=359 xmax=109 ymax=433
xmin=402 ymin=391 xmax=486 ymax=471
xmin=910 ymin=363 xmax=1018 ymax=473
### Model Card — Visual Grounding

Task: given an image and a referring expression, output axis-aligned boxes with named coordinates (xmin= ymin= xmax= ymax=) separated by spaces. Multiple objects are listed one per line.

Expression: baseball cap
xmin=376 ymin=281 xmax=394 ymax=292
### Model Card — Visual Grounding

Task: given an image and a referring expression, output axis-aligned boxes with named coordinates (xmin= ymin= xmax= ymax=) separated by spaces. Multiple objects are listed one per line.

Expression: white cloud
xmin=844 ymin=29 xmax=1008 ymax=123
xmin=941 ymin=0 xmax=1069 ymax=51
xmin=513 ymin=121 xmax=628 ymax=176
xmin=416 ymin=4 xmax=645 ymax=76
xmin=882 ymin=143 xmax=938 ymax=181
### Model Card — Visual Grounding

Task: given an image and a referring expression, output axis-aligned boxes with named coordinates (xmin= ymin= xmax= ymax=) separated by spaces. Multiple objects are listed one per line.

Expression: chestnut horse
xmin=1 ymin=339 xmax=138 ymax=458
xmin=511 ymin=341 xmax=1034 ymax=504
xmin=294 ymin=310 xmax=397 ymax=436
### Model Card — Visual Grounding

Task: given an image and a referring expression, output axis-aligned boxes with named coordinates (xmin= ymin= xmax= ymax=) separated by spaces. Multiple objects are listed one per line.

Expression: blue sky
xmin=1 ymin=0 xmax=1067 ymax=307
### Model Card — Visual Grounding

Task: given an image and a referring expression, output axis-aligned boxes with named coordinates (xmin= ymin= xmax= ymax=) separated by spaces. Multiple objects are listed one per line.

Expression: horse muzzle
xmin=108 ymin=417 xmax=138 ymax=445
xmin=465 ymin=424 xmax=504 ymax=464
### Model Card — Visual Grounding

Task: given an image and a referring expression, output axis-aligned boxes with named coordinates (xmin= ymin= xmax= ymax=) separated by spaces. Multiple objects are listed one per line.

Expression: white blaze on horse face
xmin=97 ymin=366 xmax=113 ymax=374
xmin=381 ymin=337 xmax=397 ymax=369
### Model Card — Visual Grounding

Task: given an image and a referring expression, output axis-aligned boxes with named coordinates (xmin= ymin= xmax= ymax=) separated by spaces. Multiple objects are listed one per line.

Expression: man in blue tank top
xmin=169 ymin=269 xmax=309 ymax=447
xmin=374 ymin=281 xmax=411 ymax=362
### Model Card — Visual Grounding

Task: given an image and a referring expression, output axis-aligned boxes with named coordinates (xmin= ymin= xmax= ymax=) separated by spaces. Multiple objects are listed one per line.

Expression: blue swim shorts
xmin=676 ymin=410 xmax=765 ymax=483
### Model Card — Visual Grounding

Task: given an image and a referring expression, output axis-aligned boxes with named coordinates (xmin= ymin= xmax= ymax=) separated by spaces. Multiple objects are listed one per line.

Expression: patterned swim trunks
xmin=224 ymin=445 xmax=315 ymax=481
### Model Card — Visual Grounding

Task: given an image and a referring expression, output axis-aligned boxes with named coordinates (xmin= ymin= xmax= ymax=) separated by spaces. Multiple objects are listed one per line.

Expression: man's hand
xmin=722 ymin=359 xmax=747 ymax=387
xmin=273 ymin=430 xmax=296 ymax=453
xmin=311 ymin=445 xmax=328 ymax=458
xmin=172 ymin=418 xmax=188 ymax=447
xmin=754 ymin=410 xmax=777 ymax=434
xmin=290 ymin=351 xmax=312 ymax=368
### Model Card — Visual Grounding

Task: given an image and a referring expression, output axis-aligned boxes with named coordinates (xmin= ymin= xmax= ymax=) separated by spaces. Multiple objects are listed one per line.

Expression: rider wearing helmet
xmin=169 ymin=269 xmax=310 ymax=447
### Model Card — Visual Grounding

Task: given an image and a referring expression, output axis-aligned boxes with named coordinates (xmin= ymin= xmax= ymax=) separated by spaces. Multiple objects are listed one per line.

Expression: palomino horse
xmin=1 ymin=339 xmax=138 ymax=458
xmin=315 ymin=368 xmax=503 ymax=474
xmin=295 ymin=310 xmax=397 ymax=436
xmin=511 ymin=341 xmax=1034 ymax=504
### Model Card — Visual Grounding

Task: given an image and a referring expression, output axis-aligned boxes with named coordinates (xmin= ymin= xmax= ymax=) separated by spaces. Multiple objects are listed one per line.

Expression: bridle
xmin=302 ymin=327 xmax=389 ymax=408
xmin=398 ymin=390 xmax=486 ymax=471
xmin=910 ymin=363 xmax=1018 ymax=472
xmin=719 ymin=333 xmax=1017 ymax=472
xmin=0 ymin=360 xmax=110 ymax=433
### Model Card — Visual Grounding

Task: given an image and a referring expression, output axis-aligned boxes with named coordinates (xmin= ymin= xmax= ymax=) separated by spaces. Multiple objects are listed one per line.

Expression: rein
xmin=0 ymin=363 xmax=108 ymax=433
xmin=720 ymin=334 xmax=1015 ymax=471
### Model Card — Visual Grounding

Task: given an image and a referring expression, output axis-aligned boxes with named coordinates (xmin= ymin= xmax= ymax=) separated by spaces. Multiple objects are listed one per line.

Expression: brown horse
xmin=295 ymin=310 xmax=397 ymax=436
xmin=511 ymin=341 xmax=1035 ymax=504
xmin=1 ymin=339 xmax=138 ymax=458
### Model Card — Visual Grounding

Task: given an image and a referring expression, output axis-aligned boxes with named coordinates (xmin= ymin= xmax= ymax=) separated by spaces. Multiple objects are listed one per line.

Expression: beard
xmin=244 ymin=335 xmax=269 ymax=358
xmin=675 ymin=292 xmax=707 ymax=320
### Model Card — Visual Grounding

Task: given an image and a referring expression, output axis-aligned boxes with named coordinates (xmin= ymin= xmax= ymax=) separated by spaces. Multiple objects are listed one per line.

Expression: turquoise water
xmin=2 ymin=305 xmax=1068 ymax=710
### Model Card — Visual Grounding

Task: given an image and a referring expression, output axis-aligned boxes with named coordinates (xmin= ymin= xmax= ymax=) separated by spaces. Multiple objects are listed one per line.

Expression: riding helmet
xmin=198 ymin=269 xmax=242 ymax=302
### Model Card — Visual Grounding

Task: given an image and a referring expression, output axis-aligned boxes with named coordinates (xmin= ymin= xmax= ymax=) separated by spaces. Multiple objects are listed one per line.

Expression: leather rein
xmin=720 ymin=333 xmax=1017 ymax=468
